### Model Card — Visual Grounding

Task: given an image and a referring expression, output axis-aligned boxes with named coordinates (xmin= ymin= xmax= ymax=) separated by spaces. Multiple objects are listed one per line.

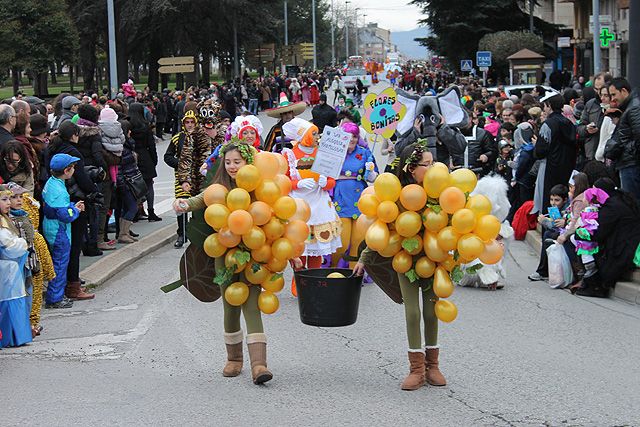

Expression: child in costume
xmin=331 ymin=122 xmax=378 ymax=267
xmin=281 ymin=118 xmax=342 ymax=286
xmin=0 ymin=184 xmax=31 ymax=348
xmin=354 ymin=142 xmax=447 ymax=391
xmin=173 ymin=142 xmax=274 ymax=385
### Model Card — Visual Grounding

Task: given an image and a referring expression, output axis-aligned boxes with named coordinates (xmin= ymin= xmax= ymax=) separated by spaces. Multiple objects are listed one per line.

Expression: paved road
xmin=3 ymin=239 xmax=639 ymax=426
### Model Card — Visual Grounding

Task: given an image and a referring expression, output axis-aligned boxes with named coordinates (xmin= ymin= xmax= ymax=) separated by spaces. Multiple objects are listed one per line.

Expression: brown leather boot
xmin=65 ymin=281 xmax=95 ymax=300
xmin=222 ymin=330 xmax=243 ymax=377
xmin=425 ymin=347 xmax=447 ymax=386
xmin=247 ymin=333 xmax=273 ymax=384
xmin=401 ymin=351 xmax=426 ymax=391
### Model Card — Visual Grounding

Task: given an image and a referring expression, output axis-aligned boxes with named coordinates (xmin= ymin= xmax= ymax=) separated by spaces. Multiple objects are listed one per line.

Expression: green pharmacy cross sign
xmin=600 ymin=28 xmax=615 ymax=48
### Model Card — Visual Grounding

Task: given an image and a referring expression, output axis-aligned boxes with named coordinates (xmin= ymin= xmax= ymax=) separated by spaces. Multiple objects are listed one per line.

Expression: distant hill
xmin=391 ymin=27 xmax=431 ymax=59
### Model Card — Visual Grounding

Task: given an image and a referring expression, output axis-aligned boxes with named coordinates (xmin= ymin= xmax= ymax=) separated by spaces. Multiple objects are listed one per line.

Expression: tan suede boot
xmin=401 ymin=351 xmax=426 ymax=391
xmin=222 ymin=330 xmax=244 ymax=377
xmin=425 ymin=347 xmax=447 ymax=386
xmin=118 ymin=219 xmax=136 ymax=244
xmin=247 ymin=333 xmax=273 ymax=384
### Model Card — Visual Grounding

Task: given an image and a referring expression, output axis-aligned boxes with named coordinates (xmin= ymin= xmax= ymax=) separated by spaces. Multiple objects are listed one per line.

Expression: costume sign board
xmin=311 ymin=126 xmax=351 ymax=179
xmin=361 ymin=87 xmax=407 ymax=139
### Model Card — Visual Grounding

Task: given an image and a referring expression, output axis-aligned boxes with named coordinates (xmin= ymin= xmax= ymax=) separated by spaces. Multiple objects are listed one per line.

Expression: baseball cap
xmin=50 ymin=153 xmax=80 ymax=171
xmin=62 ymin=96 xmax=81 ymax=110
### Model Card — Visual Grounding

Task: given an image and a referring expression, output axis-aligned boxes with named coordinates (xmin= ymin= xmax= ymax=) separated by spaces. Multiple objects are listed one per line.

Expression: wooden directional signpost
xmin=158 ymin=56 xmax=196 ymax=89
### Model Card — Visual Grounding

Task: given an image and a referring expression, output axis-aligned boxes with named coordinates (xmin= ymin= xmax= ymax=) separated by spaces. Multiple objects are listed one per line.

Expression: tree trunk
xmin=70 ymin=65 xmax=75 ymax=93
xmin=176 ymin=73 xmax=184 ymax=90
xmin=50 ymin=63 xmax=57 ymax=84
xmin=202 ymin=53 xmax=211 ymax=85
xmin=115 ymin=1 xmax=128 ymax=87
xmin=148 ymin=37 xmax=163 ymax=92
xmin=56 ymin=62 xmax=64 ymax=77
xmin=80 ymin=34 xmax=97 ymax=91
xmin=11 ymin=67 xmax=20 ymax=96
xmin=133 ymin=61 xmax=140 ymax=83
xmin=33 ymin=72 xmax=49 ymax=97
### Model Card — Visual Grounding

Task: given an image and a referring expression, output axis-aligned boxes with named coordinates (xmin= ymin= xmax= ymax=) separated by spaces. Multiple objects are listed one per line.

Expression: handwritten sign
xmin=361 ymin=87 xmax=407 ymax=139
xmin=311 ymin=126 xmax=351 ymax=179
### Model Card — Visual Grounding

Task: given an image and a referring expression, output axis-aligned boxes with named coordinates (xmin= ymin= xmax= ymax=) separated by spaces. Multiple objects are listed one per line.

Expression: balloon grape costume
xmin=357 ymin=141 xmax=504 ymax=390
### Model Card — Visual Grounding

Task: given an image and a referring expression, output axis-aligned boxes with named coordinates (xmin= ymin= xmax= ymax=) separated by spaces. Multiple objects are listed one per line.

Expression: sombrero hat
xmin=265 ymin=92 xmax=306 ymax=118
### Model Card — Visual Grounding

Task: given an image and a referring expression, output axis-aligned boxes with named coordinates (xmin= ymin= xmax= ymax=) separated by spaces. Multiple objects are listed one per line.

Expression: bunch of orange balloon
xmin=201 ymin=151 xmax=311 ymax=315
xmin=357 ymin=165 xmax=504 ymax=323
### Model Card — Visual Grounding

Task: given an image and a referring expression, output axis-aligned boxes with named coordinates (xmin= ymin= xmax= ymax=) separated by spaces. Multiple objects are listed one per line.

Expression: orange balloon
xmin=284 ymin=219 xmax=310 ymax=243
xmin=423 ymin=208 xmax=449 ymax=233
xmin=379 ymin=231 xmax=403 ymax=257
xmin=225 ymin=248 xmax=249 ymax=272
xmin=439 ymin=187 xmax=466 ymax=214
xmin=251 ymin=243 xmax=272 ymax=263
xmin=262 ymin=217 xmax=285 ymax=241
xmin=424 ymin=231 xmax=449 ymax=262
xmin=365 ymin=220 xmax=390 ymax=252
xmin=374 ymin=172 xmax=402 ymax=202
xmin=204 ymin=203 xmax=230 ymax=230
xmin=226 ymin=188 xmax=251 ymax=211
xmin=377 ymin=200 xmax=399 ymax=223
xmin=258 ymin=291 xmax=280 ymax=314
xmin=255 ymin=180 xmax=281 ymax=205
xmin=218 ymin=227 xmax=241 ymax=248
xmin=274 ymin=174 xmax=293 ymax=196
xmin=457 ymin=234 xmax=485 ymax=261
xmin=254 ymin=151 xmax=279 ymax=179
xmin=227 ymin=209 xmax=253 ymax=235
xmin=266 ymin=256 xmax=287 ymax=273
xmin=235 ymin=164 xmax=261 ymax=192
xmin=466 ymin=194 xmax=492 ymax=218
xmin=402 ymin=235 xmax=423 ymax=256
xmin=451 ymin=208 xmax=476 ymax=234
xmin=399 ymin=184 xmax=427 ymax=211
xmin=225 ymin=282 xmax=250 ymax=306
xmin=290 ymin=198 xmax=311 ymax=222
xmin=203 ymin=233 xmax=226 ymax=258
xmin=242 ymin=226 xmax=267 ymax=250
xmin=358 ymin=193 xmax=380 ymax=217
xmin=355 ymin=214 xmax=376 ymax=235
xmin=245 ymin=262 xmax=271 ymax=285
xmin=262 ymin=274 xmax=285 ymax=293
xmin=292 ymin=241 xmax=306 ymax=257
xmin=273 ymin=196 xmax=297 ymax=220
xmin=474 ymin=214 xmax=501 ymax=241
xmin=437 ymin=226 xmax=461 ymax=252
xmin=479 ymin=239 xmax=504 ymax=265
xmin=415 ymin=256 xmax=436 ymax=278
xmin=433 ymin=266 xmax=454 ymax=298
xmin=392 ymin=250 xmax=413 ymax=273
xmin=248 ymin=201 xmax=272 ymax=226
xmin=435 ymin=300 xmax=458 ymax=323
xmin=275 ymin=153 xmax=288 ymax=174
xmin=440 ymin=254 xmax=458 ymax=272
xmin=395 ymin=211 xmax=422 ymax=237
xmin=423 ymin=166 xmax=450 ymax=198
xmin=361 ymin=186 xmax=375 ymax=196
xmin=272 ymin=238 xmax=294 ymax=260
xmin=203 ymin=183 xmax=228 ymax=206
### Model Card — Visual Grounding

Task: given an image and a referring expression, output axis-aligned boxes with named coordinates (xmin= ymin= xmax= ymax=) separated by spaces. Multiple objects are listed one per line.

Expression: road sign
xmin=158 ymin=64 xmax=195 ymax=74
xmin=557 ymin=37 xmax=571 ymax=48
xmin=479 ymin=66 xmax=489 ymax=72
xmin=157 ymin=56 xmax=194 ymax=66
xmin=476 ymin=51 xmax=491 ymax=67
xmin=298 ymin=43 xmax=315 ymax=60
xmin=589 ymin=14 xmax=612 ymax=34
xmin=460 ymin=60 xmax=473 ymax=72
xmin=600 ymin=28 xmax=615 ymax=47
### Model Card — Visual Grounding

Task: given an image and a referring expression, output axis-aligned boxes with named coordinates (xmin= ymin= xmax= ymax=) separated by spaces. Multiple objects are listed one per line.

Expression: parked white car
xmin=487 ymin=85 xmax=559 ymax=99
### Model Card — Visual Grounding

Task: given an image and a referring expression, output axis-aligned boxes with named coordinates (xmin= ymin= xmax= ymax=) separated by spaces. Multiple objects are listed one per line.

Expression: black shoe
xmin=80 ymin=279 xmax=86 ymax=285
xmin=82 ymin=246 xmax=104 ymax=257
xmin=129 ymin=229 xmax=140 ymax=238
xmin=45 ymin=296 xmax=74 ymax=309
xmin=148 ymin=212 xmax=163 ymax=222
xmin=575 ymin=285 xmax=609 ymax=298
xmin=174 ymin=235 xmax=185 ymax=248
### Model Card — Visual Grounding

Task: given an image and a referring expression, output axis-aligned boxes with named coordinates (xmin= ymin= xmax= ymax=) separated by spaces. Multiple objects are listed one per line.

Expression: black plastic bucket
xmin=294 ymin=268 xmax=363 ymax=327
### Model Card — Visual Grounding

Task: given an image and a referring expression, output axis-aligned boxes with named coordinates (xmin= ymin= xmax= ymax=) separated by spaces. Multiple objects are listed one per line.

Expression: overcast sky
xmin=333 ymin=0 xmax=424 ymax=32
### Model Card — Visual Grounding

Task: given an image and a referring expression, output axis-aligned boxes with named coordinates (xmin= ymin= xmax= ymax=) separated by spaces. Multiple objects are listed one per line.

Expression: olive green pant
xmin=398 ymin=273 xmax=438 ymax=349
xmin=214 ymin=258 xmax=264 ymax=334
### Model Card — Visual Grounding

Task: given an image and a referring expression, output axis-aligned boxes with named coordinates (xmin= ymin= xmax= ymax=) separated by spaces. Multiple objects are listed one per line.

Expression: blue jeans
xmin=248 ymin=99 xmax=258 ymax=115
xmin=619 ymin=165 xmax=640 ymax=201
xmin=120 ymin=187 xmax=138 ymax=221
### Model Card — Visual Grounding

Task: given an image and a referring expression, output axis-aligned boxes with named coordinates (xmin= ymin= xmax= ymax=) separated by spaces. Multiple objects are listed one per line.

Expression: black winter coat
xmin=45 ymin=139 xmax=98 ymax=201
xmin=604 ymin=91 xmax=640 ymax=171
xmin=396 ymin=124 xmax=467 ymax=168
xmin=77 ymin=123 xmax=108 ymax=173
xmin=461 ymin=126 xmax=497 ymax=176
xmin=311 ymin=103 xmax=338 ymax=133
xmin=117 ymin=138 xmax=140 ymax=189
xmin=131 ymin=125 xmax=158 ymax=180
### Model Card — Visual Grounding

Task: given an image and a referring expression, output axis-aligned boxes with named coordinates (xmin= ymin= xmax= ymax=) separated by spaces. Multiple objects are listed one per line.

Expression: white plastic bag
xmin=546 ymin=242 xmax=574 ymax=288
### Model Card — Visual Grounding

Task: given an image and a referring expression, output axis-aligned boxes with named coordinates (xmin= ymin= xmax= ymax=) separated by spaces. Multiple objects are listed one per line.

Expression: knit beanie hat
xmin=99 ymin=107 xmax=118 ymax=122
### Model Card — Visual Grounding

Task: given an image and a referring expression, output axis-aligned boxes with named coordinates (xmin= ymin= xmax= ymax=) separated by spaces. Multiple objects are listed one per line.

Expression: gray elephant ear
xmin=396 ymin=89 xmax=420 ymax=135
xmin=435 ymin=86 xmax=469 ymax=129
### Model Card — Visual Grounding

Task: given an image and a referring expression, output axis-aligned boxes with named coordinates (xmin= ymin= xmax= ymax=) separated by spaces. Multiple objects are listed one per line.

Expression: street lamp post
xmin=355 ymin=8 xmax=360 ymax=57
xmin=106 ymin=0 xmax=118 ymax=99
xmin=284 ymin=0 xmax=288 ymax=46
xmin=363 ymin=14 xmax=367 ymax=58
xmin=312 ymin=0 xmax=317 ymax=70
xmin=331 ymin=0 xmax=335 ymax=66
xmin=593 ymin=0 xmax=601 ymax=74
xmin=345 ymin=1 xmax=350 ymax=61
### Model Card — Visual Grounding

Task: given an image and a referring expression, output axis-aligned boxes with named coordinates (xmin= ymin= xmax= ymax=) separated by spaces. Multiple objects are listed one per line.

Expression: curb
xmin=80 ymin=224 xmax=175 ymax=287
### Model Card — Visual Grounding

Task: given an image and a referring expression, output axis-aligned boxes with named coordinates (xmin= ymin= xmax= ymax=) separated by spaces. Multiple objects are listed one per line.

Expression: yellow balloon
xmin=436 ymin=226 xmax=461 ymax=252
xmin=258 ymin=291 xmax=280 ymax=314
xmin=255 ymin=180 xmax=281 ymax=205
xmin=435 ymin=300 xmax=458 ymax=323
xmin=226 ymin=188 xmax=251 ymax=211
xmin=235 ymin=164 xmax=261 ymax=192
xmin=415 ymin=256 xmax=436 ymax=278
xmin=423 ymin=231 xmax=449 ymax=262
xmin=275 ymin=153 xmax=288 ymax=174
xmin=272 ymin=238 xmax=294 ymax=260
xmin=365 ymin=220 xmax=390 ymax=252
xmin=290 ymin=198 xmax=311 ymax=222
xmin=423 ymin=208 xmax=449 ymax=233
xmin=358 ymin=193 xmax=380 ymax=217
xmin=450 ymin=168 xmax=478 ymax=193
xmin=374 ymin=172 xmax=402 ymax=202
xmin=355 ymin=214 xmax=376 ymax=235
xmin=439 ymin=186 xmax=466 ymax=214
xmin=251 ymin=243 xmax=272 ymax=263
xmin=266 ymin=256 xmax=288 ymax=273
xmin=262 ymin=217 xmax=285 ymax=241
xmin=227 ymin=209 xmax=254 ymax=235
xmin=245 ymin=262 xmax=271 ymax=285
xmin=262 ymin=274 xmax=285 ymax=293
xmin=225 ymin=248 xmax=249 ymax=272
xmin=423 ymin=166 xmax=450 ymax=198
xmin=361 ymin=186 xmax=376 ymax=196
xmin=379 ymin=231 xmax=403 ymax=257
xmin=399 ymin=184 xmax=427 ymax=211
xmin=204 ymin=203 xmax=230 ymax=230
xmin=432 ymin=162 xmax=449 ymax=171
xmin=292 ymin=241 xmax=306 ymax=257
xmin=457 ymin=234 xmax=485 ymax=261
xmin=284 ymin=220 xmax=310 ymax=243
xmin=440 ymin=254 xmax=458 ymax=272
xmin=203 ymin=233 xmax=226 ymax=258
xmin=242 ymin=226 xmax=267 ymax=250
xmin=203 ymin=183 xmax=228 ymax=206
xmin=451 ymin=208 xmax=476 ymax=234
xmin=392 ymin=250 xmax=413 ymax=274
xmin=218 ymin=227 xmax=241 ymax=248
xmin=479 ymin=239 xmax=505 ymax=265
xmin=395 ymin=211 xmax=422 ymax=237
xmin=253 ymin=151 xmax=279 ymax=179
xmin=433 ymin=266 xmax=454 ymax=298
xmin=274 ymin=173 xmax=293 ymax=196
xmin=402 ymin=234 xmax=424 ymax=256
xmin=248 ymin=201 xmax=273 ymax=226
xmin=225 ymin=282 xmax=250 ymax=306
xmin=273 ymin=196 xmax=297 ymax=220
xmin=474 ymin=214 xmax=501 ymax=242
xmin=465 ymin=194 xmax=492 ymax=218
xmin=377 ymin=200 xmax=400 ymax=223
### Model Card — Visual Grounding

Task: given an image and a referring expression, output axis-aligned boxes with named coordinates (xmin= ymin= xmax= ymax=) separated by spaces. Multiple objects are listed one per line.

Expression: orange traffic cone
xmin=291 ymin=277 xmax=297 ymax=297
